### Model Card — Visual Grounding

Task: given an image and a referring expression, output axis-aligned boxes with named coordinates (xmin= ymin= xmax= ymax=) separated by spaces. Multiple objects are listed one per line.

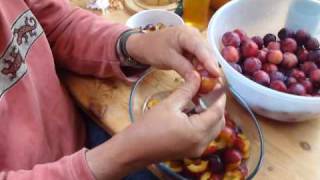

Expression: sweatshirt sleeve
xmin=25 ymin=0 xmax=132 ymax=80
xmin=0 ymin=149 xmax=95 ymax=180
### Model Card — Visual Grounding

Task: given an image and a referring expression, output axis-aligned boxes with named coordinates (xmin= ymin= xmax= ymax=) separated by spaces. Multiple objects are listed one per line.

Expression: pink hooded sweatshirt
xmin=0 ymin=0 xmax=130 ymax=179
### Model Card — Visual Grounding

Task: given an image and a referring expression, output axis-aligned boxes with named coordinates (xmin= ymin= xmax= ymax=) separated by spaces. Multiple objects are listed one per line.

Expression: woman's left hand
xmin=126 ymin=25 xmax=221 ymax=79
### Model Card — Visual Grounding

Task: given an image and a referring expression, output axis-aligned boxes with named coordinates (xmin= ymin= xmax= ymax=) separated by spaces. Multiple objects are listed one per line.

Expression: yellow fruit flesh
xmin=186 ymin=160 xmax=209 ymax=173
xmin=200 ymin=171 xmax=212 ymax=180
xmin=238 ymin=134 xmax=250 ymax=159
xmin=147 ymin=98 xmax=160 ymax=109
xmin=223 ymin=170 xmax=243 ymax=180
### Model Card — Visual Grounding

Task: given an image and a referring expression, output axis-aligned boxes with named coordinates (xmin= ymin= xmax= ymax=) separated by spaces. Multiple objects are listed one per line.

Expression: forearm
xmin=86 ymin=135 xmax=131 ymax=180
xmin=86 ymin=130 xmax=151 ymax=180
xmin=26 ymin=0 xmax=129 ymax=79
xmin=1 ymin=149 xmax=94 ymax=180
xmin=48 ymin=8 xmax=128 ymax=78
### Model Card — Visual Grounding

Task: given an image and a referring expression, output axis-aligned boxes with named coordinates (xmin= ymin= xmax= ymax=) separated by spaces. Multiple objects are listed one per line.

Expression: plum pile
xmin=221 ymin=28 xmax=320 ymax=96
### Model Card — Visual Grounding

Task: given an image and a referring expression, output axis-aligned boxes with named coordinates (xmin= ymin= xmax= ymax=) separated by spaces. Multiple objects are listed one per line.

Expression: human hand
xmin=123 ymin=70 xmax=226 ymax=160
xmin=126 ymin=25 xmax=221 ymax=79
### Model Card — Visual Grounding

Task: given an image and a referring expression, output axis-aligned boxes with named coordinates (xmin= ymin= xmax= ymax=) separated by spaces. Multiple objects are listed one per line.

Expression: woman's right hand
xmin=125 ymin=70 xmax=226 ymax=160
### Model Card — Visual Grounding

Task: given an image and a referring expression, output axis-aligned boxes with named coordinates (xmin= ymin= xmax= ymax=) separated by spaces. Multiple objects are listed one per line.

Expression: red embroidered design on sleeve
xmin=1 ymin=46 xmax=24 ymax=80
xmin=0 ymin=10 xmax=43 ymax=97
xmin=13 ymin=17 xmax=37 ymax=45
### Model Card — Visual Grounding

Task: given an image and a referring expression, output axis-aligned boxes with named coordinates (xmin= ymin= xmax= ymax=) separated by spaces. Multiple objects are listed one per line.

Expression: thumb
xmin=167 ymin=70 xmax=201 ymax=110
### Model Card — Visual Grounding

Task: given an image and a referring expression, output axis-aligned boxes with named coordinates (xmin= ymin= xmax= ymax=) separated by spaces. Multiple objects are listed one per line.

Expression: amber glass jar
xmin=183 ymin=0 xmax=211 ymax=30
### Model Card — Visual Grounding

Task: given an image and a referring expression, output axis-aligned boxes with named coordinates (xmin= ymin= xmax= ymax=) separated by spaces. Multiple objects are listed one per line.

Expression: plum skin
xmin=263 ymin=33 xmax=277 ymax=47
xmin=270 ymin=80 xmax=288 ymax=92
xmin=253 ymin=70 xmax=271 ymax=86
xmin=222 ymin=32 xmax=241 ymax=47
xmin=241 ymin=40 xmax=259 ymax=58
xmin=282 ymin=52 xmax=298 ymax=69
xmin=243 ymin=57 xmax=262 ymax=74
xmin=281 ymin=38 xmax=298 ymax=53
xmin=288 ymin=83 xmax=306 ymax=95
xmin=267 ymin=50 xmax=283 ymax=64
xmin=222 ymin=46 xmax=240 ymax=63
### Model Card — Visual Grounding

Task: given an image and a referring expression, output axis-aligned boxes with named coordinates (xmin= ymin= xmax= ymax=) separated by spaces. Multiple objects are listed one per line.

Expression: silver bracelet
xmin=116 ymin=29 xmax=149 ymax=69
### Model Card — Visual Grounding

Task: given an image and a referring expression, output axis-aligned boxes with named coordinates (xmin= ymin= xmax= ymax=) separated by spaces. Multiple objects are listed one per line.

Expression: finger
xmin=177 ymin=29 xmax=220 ymax=77
xmin=208 ymin=115 xmax=226 ymax=140
xmin=197 ymin=115 xmax=226 ymax=150
xmin=194 ymin=46 xmax=220 ymax=77
xmin=166 ymin=70 xmax=201 ymax=109
xmin=169 ymin=52 xmax=195 ymax=80
xmin=190 ymin=85 xmax=226 ymax=129
xmin=202 ymin=43 xmax=222 ymax=74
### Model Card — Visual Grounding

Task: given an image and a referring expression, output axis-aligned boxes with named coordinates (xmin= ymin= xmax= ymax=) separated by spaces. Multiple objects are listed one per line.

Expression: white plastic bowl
xmin=208 ymin=0 xmax=320 ymax=122
xmin=126 ymin=9 xmax=184 ymax=28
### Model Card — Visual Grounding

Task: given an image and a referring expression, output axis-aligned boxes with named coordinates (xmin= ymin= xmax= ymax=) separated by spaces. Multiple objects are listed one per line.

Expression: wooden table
xmin=65 ymin=1 xmax=320 ymax=179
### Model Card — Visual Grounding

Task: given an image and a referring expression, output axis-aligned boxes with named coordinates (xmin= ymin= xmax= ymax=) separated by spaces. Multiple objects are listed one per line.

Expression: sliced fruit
xmin=242 ymin=150 xmax=250 ymax=160
xmin=202 ymin=141 xmax=218 ymax=156
xmin=211 ymin=174 xmax=223 ymax=180
xmin=199 ymin=76 xmax=218 ymax=94
xmin=216 ymin=139 xmax=228 ymax=150
xmin=225 ymin=161 xmax=241 ymax=171
xmin=200 ymin=171 xmax=212 ymax=180
xmin=186 ymin=160 xmax=209 ymax=174
xmin=147 ymin=98 xmax=160 ymax=109
xmin=218 ymin=127 xmax=236 ymax=147
xmin=183 ymin=158 xmax=194 ymax=166
xmin=223 ymin=149 xmax=242 ymax=170
xmin=223 ymin=170 xmax=244 ymax=180
xmin=209 ymin=155 xmax=224 ymax=174
xmin=164 ymin=160 xmax=183 ymax=173
xmin=234 ymin=134 xmax=250 ymax=159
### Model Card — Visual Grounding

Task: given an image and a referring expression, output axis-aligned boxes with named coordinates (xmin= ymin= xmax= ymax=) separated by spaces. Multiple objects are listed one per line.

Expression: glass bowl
xmin=129 ymin=69 xmax=264 ymax=179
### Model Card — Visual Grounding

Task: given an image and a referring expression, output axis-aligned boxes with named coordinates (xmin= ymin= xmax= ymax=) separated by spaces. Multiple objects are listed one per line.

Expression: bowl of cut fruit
xmin=208 ymin=0 xmax=320 ymax=122
xmin=126 ymin=9 xmax=184 ymax=29
xmin=129 ymin=68 xmax=264 ymax=180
